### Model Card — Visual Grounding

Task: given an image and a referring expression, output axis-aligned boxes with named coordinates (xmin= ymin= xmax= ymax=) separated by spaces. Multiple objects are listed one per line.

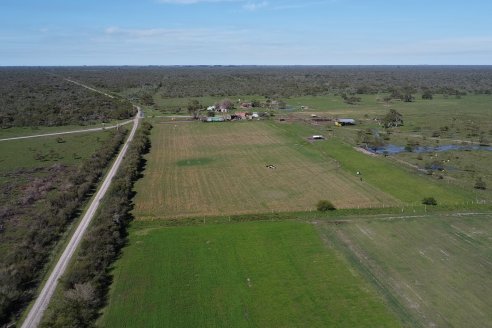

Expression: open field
xmin=315 ymin=139 xmax=475 ymax=205
xmin=266 ymin=121 xmax=474 ymax=206
xmin=133 ymin=121 xmax=397 ymax=219
xmin=318 ymin=213 xmax=492 ymax=328
xmin=394 ymin=150 xmax=492 ymax=197
xmin=100 ymin=220 xmax=401 ymax=328
xmin=0 ymin=130 xmax=113 ymax=175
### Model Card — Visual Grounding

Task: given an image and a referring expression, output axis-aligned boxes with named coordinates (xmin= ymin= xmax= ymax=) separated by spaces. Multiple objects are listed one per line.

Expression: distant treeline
xmin=42 ymin=122 xmax=152 ymax=328
xmin=47 ymin=66 xmax=492 ymax=98
xmin=0 ymin=68 xmax=135 ymax=128
xmin=0 ymin=129 xmax=127 ymax=326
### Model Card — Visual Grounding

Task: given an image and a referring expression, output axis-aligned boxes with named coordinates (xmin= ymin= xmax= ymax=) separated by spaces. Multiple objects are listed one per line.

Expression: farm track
xmin=0 ymin=120 xmax=133 ymax=142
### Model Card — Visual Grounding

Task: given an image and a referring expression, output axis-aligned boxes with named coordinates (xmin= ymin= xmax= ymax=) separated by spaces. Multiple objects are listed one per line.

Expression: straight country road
xmin=64 ymin=78 xmax=116 ymax=98
xmin=0 ymin=120 xmax=133 ymax=142
xmin=20 ymin=108 xmax=141 ymax=328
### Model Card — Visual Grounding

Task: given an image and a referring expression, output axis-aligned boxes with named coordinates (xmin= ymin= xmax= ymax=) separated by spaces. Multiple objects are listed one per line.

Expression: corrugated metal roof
xmin=338 ymin=118 xmax=355 ymax=123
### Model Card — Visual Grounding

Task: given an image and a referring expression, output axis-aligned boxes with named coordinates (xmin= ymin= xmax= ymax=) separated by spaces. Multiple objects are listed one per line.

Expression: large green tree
xmin=382 ymin=109 xmax=403 ymax=128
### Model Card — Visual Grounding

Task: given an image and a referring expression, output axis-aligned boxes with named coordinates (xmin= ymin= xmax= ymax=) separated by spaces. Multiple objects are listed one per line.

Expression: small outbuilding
xmin=205 ymin=116 xmax=225 ymax=122
xmin=335 ymin=118 xmax=356 ymax=126
xmin=308 ymin=135 xmax=326 ymax=141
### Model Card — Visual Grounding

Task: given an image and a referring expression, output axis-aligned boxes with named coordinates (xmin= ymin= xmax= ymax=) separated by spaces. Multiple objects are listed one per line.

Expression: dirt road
xmin=0 ymin=120 xmax=133 ymax=142
xmin=20 ymin=109 xmax=141 ymax=328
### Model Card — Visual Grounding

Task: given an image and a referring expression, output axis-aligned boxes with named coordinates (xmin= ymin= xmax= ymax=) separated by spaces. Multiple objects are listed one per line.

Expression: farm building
xmin=335 ymin=118 xmax=356 ymax=126
xmin=310 ymin=135 xmax=326 ymax=140
xmin=207 ymin=105 xmax=216 ymax=111
xmin=233 ymin=112 xmax=247 ymax=120
xmin=205 ymin=116 xmax=225 ymax=122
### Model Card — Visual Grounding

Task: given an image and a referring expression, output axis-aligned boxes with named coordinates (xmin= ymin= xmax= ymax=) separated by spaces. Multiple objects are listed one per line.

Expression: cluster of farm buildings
xmin=202 ymin=100 xmax=357 ymax=126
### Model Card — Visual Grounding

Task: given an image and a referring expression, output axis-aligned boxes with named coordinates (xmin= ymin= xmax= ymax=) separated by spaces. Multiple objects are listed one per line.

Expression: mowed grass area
xmin=133 ymin=121 xmax=397 ymax=219
xmin=100 ymin=221 xmax=401 ymax=328
xmin=318 ymin=214 xmax=492 ymax=328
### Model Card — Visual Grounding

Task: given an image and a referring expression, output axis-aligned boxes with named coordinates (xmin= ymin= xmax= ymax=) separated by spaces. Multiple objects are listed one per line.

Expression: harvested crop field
xmin=100 ymin=221 xmax=401 ymax=327
xmin=133 ymin=121 xmax=396 ymax=219
xmin=319 ymin=214 xmax=492 ymax=328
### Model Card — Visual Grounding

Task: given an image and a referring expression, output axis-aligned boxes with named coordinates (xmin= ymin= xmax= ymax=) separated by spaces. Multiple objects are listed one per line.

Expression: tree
xmin=422 ymin=91 xmax=433 ymax=100
xmin=219 ymin=99 xmax=234 ymax=110
xmin=382 ymin=109 xmax=403 ymax=128
xmin=403 ymin=93 xmax=415 ymax=102
xmin=251 ymin=99 xmax=261 ymax=108
xmin=474 ymin=177 xmax=487 ymax=190
xmin=422 ymin=197 xmax=437 ymax=205
xmin=187 ymin=99 xmax=202 ymax=119
xmin=317 ymin=200 xmax=336 ymax=211
xmin=140 ymin=92 xmax=155 ymax=106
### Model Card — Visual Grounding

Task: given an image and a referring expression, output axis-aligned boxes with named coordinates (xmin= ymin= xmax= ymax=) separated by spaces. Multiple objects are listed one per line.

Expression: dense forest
xmin=49 ymin=66 xmax=492 ymax=98
xmin=0 ymin=68 xmax=135 ymax=128
xmin=2 ymin=67 xmax=491 ymax=128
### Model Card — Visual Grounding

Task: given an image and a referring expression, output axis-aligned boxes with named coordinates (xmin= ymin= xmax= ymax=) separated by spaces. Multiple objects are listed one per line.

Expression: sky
xmin=1 ymin=0 xmax=491 ymax=65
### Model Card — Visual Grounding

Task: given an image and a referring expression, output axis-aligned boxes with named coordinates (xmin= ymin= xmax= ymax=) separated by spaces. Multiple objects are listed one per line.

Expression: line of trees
xmin=0 ymin=129 xmax=128 ymax=326
xmin=41 ymin=122 xmax=152 ymax=327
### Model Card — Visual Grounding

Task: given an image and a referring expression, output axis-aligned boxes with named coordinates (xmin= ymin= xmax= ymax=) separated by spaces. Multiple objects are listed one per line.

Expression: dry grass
xmin=133 ymin=121 xmax=397 ymax=219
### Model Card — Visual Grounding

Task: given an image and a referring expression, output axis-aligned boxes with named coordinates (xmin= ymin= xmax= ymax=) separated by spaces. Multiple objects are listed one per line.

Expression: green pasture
xmin=284 ymin=94 xmax=492 ymax=144
xmin=319 ymin=213 xmax=492 ymax=328
xmin=394 ymin=150 xmax=492 ymax=200
xmin=100 ymin=220 xmax=401 ymax=328
xmin=270 ymin=121 xmax=474 ymax=205
xmin=0 ymin=130 xmax=113 ymax=175
xmin=0 ymin=119 xmax=127 ymax=139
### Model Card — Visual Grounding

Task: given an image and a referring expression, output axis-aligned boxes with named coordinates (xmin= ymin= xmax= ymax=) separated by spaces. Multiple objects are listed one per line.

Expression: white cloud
xmin=157 ymin=0 xmax=240 ymax=4
xmin=243 ymin=1 xmax=269 ymax=11
xmin=157 ymin=0 xmax=328 ymax=11
xmin=360 ymin=37 xmax=492 ymax=57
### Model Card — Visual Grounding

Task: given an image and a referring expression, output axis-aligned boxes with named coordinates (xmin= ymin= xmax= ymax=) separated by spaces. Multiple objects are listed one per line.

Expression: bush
xmin=474 ymin=177 xmax=487 ymax=190
xmin=422 ymin=197 xmax=437 ymax=205
xmin=317 ymin=200 xmax=336 ymax=211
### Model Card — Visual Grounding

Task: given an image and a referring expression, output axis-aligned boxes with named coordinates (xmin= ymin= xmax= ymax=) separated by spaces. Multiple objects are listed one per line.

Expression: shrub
xmin=317 ymin=200 xmax=336 ymax=211
xmin=422 ymin=197 xmax=437 ymax=206
xmin=474 ymin=177 xmax=487 ymax=190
